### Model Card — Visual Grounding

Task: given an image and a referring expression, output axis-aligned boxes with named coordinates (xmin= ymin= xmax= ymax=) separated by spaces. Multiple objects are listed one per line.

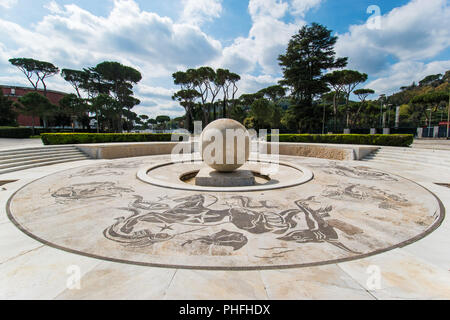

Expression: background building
xmin=0 ymin=85 xmax=66 ymax=127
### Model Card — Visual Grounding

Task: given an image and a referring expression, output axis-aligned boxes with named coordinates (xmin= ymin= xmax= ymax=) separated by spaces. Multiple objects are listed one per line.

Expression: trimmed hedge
xmin=268 ymin=134 xmax=414 ymax=147
xmin=0 ymin=127 xmax=33 ymax=139
xmin=41 ymin=133 xmax=189 ymax=145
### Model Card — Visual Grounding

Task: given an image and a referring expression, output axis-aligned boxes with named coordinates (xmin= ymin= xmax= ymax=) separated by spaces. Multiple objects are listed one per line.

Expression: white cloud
xmin=240 ymin=73 xmax=282 ymax=94
xmin=367 ymin=60 xmax=450 ymax=95
xmin=0 ymin=0 xmax=223 ymax=73
xmin=218 ymin=0 xmax=325 ymax=75
xmin=1 ymin=0 xmax=447 ymax=117
xmin=248 ymin=0 xmax=289 ymax=19
xmin=137 ymin=84 xmax=175 ymax=99
xmin=290 ymin=0 xmax=322 ymax=16
xmin=44 ymin=1 xmax=63 ymax=14
xmin=180 ymin=0 xmax=222 ymax=26
xmin=0 ymin=0 xmax=17 ymax=9
xmin=335 ymin=0 xmax=450 ymax=75
xmin=218 ymin=0 xmax=324 ymax=75
xmin=0 ymin=0 xmax=224 ymax=117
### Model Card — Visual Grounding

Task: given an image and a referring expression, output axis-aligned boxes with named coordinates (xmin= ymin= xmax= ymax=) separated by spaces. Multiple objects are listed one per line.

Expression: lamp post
xmin=387 ymin=104 xmax=392 ymax=128
xmin=380 ymin=103 xmax=383 ymax=128
xmin=322 ymin=104 xmax=326 ymax=135
xmin=447 ymin=90 xmax=450 ymax=139
xmin=379 ymin=94 xmax=386 ymax=129
xmin=427 ymin=108 xmax=432 ymax=138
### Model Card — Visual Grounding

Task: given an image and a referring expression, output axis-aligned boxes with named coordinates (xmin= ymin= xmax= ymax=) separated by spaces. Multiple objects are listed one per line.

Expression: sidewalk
xmin=412 ymin=139 xmax=450 ymax=150
xmin=0 ymin=138 xmax=44 ymax=152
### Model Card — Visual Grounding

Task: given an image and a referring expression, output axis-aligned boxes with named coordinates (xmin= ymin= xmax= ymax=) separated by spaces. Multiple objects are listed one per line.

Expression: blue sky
xmin=0 ymin=0 xmax=449 ymax=118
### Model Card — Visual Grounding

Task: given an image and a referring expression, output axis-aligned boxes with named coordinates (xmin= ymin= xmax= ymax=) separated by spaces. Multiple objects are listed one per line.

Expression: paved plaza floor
xmin=0 ymin=147 xmax=449 ymax=299
xmin=0 ymin=138 xmax=44 ymax=152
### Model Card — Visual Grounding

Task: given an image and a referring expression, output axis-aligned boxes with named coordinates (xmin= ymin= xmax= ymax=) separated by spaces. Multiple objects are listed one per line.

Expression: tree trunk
xmin=333 ymin=94 xmax=337 ymax=132
xmin=31 ymin=116 xmax=35 ymax=136
xmin=223 ymin=99 xmax=227 ymax=118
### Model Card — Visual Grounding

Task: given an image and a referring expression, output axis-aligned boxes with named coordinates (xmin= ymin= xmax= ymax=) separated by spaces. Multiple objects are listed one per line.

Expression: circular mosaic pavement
xmin=7 ymin=155 xmax=444 ymax=270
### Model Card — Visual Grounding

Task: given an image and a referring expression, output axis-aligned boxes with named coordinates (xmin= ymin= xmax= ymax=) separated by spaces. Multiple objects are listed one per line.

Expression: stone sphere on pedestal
xmin=200 ymin=118 xmax=250 ymax=172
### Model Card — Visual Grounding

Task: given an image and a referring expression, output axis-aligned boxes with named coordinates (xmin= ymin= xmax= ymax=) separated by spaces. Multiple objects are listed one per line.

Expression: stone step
xmin=0 ymin=156 xmax=90 ymax=175
xmin=364 ymin=157 xmax=450 ymax=170
xmin=0 ymin=150 xmax=85 ymax=162
xmin=360 ymin=158 xmax=423 ymax=167
xmin=374 ymin=152 xmax=450 ymax=161
xmin=361 ymin=156 xmax=450 ymax=170
xmin=0 ymin=154 xmax=90 ymax=170
xmin=378 ymin=147 xmax=450 ymax=156
xmin=376 ymin=151 xmax=450 ymax=158
xmin=0 ymin=146 xmax=78 ymax=157
xmin=367 ymin=153 xmax=450 ymax=165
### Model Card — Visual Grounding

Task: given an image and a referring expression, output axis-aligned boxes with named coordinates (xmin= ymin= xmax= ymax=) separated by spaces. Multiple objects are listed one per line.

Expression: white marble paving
xmin=0 ymin=151 xmax=449 ymax=299
xmin=0 ymin=245 xmax=101 ymax=300
xmin=55 ymin=262 xmax=176 ymax=300
xmin=163 ymin=270 xmax=269 ymax=300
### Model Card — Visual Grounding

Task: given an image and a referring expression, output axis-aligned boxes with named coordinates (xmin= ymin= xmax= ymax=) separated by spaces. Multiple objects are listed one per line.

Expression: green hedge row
xmin=41 ymin=133 xmax=189 ymax=145
xmin=268 ymin=134 xmax=414 ymax=147
xmin=0 ymin=127 xmax=33 ymax=139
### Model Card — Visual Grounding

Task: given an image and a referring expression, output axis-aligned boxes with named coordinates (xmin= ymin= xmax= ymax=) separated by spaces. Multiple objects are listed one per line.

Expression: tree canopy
xmin=15 ymin=92 xmax=54 ymax=133
xmin=278 ymin=23 xmax=347 ymax=132
xmin=172 ymin=67 xmax=240 ymax=129
xmin=9 ymin=58 xmax=59 ymax=94
xmin=0 ymin=90 xmax=17 ymax=126
xmin=278 ymin=23 xmax=347 ymax=104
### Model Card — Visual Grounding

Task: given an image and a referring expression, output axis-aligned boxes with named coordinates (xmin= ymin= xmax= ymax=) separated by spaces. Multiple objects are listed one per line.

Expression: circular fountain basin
xmin=137 ymin=159 xmax=314 ymax=192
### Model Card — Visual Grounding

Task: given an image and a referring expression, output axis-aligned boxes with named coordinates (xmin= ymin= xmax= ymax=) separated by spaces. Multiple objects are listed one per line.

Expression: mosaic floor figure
xmin=7 ymin=156 xmax=443 ymax=270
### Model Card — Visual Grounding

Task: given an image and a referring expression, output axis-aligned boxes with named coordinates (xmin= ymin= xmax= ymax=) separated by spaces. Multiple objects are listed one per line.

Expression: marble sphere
xmin=201 ymin=118 xmax=250 ymax=172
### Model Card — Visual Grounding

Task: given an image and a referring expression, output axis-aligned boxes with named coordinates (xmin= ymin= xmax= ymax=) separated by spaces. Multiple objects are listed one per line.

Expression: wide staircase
xmin=361 ymin=146 xmax=450 ymax=169
xmin=0 ymin=146 xmax=91 ymax=175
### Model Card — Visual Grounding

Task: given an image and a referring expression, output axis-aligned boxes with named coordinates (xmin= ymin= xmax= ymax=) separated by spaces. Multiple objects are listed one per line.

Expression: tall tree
xmin=9 ymin=58 xmax=59 ymax=95
xmin=419 ymin=74 xmax=443 ymax=87
xmin=239 ymin=92 xmax=264 ymax=107
xmin=340 ymin=70 xmax=368 ymax=128
xmin=93 ymin=61 xmax=142 ymax=132
xmin=353 ymin=89 xmax=375 ymax=125
xmin=0 ymin=90 xmax=17 ymax=126
xmin=172 ymin=89 xmax=201 ymax=131
xmin=411 ymin=91 xmax=449 ymax=127
xmin=156 ymin=115 xmax=171 ymax=130
xmin=249 ymin=98 xmax=273 ymax=130
xmin=215 ymin=69 xmax=240 ymax=118
xmin=190 ymin=67 xmax=215 ymax=125
xmin=258 ymin=85 xmax=286 ymax=102
xmin=227 ymin=72 xmax=241 ymax=114
xmin=90 ymin=93 xmax=117 ymax=133
xmin=207 ymin=71 xmax=222 ymax=120
xmin=324 ymin=71 xmax=346 ymax=131
xmin=61 ymin=69 xmax=89 ymax=98
xmin=15 ymin=92 xmax=53 ymax=134
xmin=59 ymin=94 xmax=88 ymax=132
xmin=278 ymin=23 xmax=347 ymax=131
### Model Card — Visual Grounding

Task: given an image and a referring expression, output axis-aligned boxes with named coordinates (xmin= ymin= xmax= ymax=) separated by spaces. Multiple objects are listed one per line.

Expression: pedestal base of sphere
xmin=195 ymin=167 xmax=256 ymax=187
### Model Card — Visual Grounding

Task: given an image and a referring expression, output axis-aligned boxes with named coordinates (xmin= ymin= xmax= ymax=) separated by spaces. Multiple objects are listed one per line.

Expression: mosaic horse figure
xmin=104 ymin=194 xmax=360 ymax=254
xmin=104 ymin=194 xmax=233 ymax=247
xmin=277 ymin=198 xmax=360 ymax=254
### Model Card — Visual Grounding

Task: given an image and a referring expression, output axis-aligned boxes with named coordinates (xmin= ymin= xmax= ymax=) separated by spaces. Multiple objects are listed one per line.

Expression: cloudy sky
xmin=0 ymin=0 xmax=449 ymax=118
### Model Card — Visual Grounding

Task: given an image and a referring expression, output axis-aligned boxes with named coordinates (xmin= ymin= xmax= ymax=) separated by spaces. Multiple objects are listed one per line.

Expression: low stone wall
xmin=76 ymin=141 xmax=379 ymax=161
xmin=77 ymin=142 xmax=195 ymax=160
xmin=261 ymin=142 xmax=379 ymax=161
